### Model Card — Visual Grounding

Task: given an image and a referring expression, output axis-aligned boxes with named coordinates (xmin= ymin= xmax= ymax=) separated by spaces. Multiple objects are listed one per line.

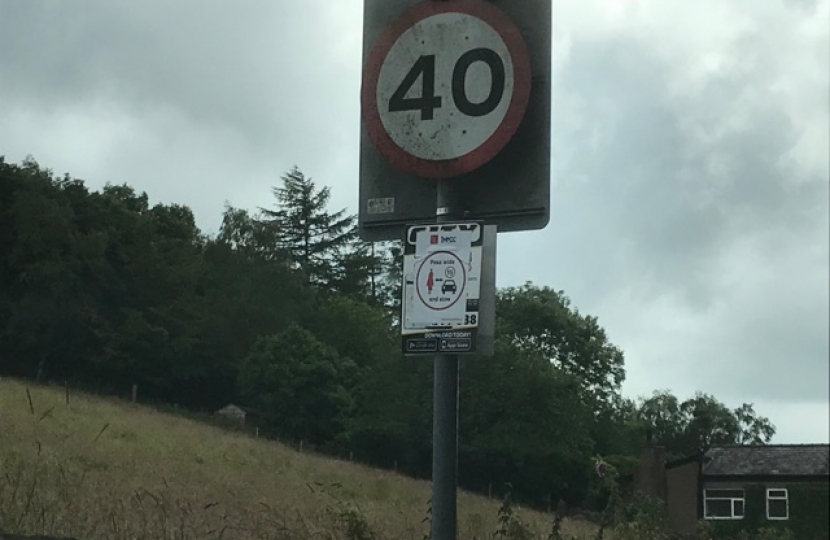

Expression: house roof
xmin=703 ymin=444 xmax=830 ymax=477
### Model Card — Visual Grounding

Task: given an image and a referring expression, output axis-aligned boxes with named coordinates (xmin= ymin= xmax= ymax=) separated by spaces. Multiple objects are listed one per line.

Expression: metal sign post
xmin=403 ymin=198 xmax=496 ymax=539
xmin=433 ymin=180 xmax=459 ymax=540
xmin=359 ymin=0 xmax=550 ymax=538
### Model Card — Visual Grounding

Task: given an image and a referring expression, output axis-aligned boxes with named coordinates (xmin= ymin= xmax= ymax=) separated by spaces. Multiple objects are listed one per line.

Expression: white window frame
xmin=703 ymin=488 xmax=745 ymax=520
xmin=766 ymin=488 xmax=789 ymax=520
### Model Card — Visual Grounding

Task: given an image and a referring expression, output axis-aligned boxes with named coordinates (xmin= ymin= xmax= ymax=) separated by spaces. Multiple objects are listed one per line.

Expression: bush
xmin=493 ymin=486 xmax=536 ymax=540
xmin=329 ymin=506 xmax=377 ymax=540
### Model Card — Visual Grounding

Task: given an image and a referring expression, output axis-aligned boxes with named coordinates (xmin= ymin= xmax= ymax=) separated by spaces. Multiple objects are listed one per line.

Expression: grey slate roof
xmin=703 ymin=444 xmax=830 ymax=477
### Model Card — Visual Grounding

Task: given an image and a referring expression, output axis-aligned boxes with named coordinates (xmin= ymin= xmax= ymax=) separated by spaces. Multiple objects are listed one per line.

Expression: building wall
xmin=636 ymin=445 xmax=667 ymax=501
xmin=702 ymin=479 xmax=830 ymax=540
xmin=666 ymin=461 xmax=699 ymax=534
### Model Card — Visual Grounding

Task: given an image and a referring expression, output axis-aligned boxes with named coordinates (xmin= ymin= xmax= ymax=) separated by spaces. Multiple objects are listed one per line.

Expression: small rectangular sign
xmin=405 ymin=338 xmax=439 ymax=353
xmin=367 ymin=197 xmax=395 ymax=215
xmin=440 ymin=338 xmax=472 ymax=352
xmin=402 ymin=223 xmax=481 ymax=333
xmin=402 ymin=330 xmax=476 ymax=355
xmin=402 ymin=223 xmax=495 ymax=357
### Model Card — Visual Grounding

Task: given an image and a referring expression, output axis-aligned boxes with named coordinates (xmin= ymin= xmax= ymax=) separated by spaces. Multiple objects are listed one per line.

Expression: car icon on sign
xmin=441 ymin=279 xmax=457 ymax=294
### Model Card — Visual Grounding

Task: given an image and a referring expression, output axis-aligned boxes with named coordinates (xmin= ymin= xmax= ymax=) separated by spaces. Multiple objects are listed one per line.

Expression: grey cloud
xmin=783 ymin=0 xmax=821 ymax=12
xmin=545 ymin=33 xmax=827 ymax=311
xmin=0 ymin=0 xmax=360 ymax=183
xmin=496 ymin=19 xmax=828 ymax=410
xmin=701 ymin=267 xmax=829 ymax=401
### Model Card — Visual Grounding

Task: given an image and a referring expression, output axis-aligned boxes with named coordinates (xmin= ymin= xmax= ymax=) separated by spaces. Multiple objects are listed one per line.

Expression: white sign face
xmin=400 ymin=222 xmax=493 ymax=355
xmin=376 ymin=12 xmax=515 ymax=161
xmin=415 ymin=250 xmax=467 ymax=317
xmin=361 ymin=0 xmax=531 ymax=179
xmin=403 ymin=224 xmax=481 ymax=331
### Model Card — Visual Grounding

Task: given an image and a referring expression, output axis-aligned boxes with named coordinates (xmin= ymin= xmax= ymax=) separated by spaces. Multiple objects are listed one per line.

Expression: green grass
xmin=0 ymin=377 xmax=601 ymax=539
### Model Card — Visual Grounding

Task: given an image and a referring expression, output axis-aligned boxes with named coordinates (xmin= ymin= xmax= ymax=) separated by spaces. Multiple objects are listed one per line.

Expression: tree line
xmin=0 ymin=155 xmax=776 ymax=510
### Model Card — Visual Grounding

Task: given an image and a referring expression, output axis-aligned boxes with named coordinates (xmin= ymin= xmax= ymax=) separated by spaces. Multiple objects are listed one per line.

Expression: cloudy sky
xmin=1 ymin=0 xmax=827 ymax=443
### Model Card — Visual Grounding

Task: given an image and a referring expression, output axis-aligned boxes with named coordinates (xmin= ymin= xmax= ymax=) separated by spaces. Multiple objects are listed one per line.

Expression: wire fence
xmin=8 ymin=379 xmax=450 ymax=486
xmin=6 ymin=377 xmax=561 ymax=508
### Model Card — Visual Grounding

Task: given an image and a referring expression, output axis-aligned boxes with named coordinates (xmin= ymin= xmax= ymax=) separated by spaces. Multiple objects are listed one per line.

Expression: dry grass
xmin=0 ymin=377 xmax=601 ymax=539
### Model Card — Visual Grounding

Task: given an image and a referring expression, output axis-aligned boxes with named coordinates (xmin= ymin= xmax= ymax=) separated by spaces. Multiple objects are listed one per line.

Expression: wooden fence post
xmin=131 ymin=384 xmax=138 ymax=403
xmin=64 ymin=381 xmax=70 ymax=406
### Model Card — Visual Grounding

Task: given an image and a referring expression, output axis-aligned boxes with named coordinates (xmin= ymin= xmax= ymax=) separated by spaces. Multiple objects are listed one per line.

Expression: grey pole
xmin=431 ymin=179 xmax=459 ymax=540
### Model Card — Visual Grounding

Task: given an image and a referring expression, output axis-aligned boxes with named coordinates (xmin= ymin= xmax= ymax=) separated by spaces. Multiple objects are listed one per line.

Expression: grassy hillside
xmin=0 ymin=378 xmax=600 ymax=540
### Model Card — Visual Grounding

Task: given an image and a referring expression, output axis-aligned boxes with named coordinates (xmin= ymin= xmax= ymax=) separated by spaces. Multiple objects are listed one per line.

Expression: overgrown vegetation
xmin=1 ymin=155 xmax=778 ymax=520
xmin=0 ymin=379 xmax=597 ymax=540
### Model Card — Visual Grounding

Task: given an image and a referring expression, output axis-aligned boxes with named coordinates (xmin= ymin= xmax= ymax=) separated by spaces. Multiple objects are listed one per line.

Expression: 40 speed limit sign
xmin=358 ymin=0 xmax=551 ymax=242
xmin=361 ymin=0 xmax=531 ymax=179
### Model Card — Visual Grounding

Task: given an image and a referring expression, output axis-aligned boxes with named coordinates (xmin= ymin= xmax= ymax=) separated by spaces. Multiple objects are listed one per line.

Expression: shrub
xmin=493 ymin=485 xmax=536 ymax=540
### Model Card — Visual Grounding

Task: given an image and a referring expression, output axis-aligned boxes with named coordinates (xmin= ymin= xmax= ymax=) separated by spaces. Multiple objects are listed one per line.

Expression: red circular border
xmin=415 ymin=251 xmax=467 ymax=311
xmin=361 ymin=0 xmax=532 ymax=179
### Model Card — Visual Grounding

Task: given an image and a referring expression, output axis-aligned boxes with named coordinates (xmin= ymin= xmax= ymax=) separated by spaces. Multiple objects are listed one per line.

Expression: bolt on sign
xmin=358 ymin=0 xmax=551 ymax=242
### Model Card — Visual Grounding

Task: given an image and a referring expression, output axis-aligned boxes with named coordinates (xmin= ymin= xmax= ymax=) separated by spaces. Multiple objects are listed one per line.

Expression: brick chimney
xmin=635 ymin=428 xmax=667 ymax=502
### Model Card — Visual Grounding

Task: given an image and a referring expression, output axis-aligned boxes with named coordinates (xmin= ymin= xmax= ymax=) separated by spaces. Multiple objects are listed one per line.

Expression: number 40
xmin=389 ymin=48 xmax=506 ymax=121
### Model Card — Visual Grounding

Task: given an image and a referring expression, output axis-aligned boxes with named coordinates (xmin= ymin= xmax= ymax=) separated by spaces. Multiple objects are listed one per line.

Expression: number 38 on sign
xmin=361 ymin=0 xmax=531 ymax=179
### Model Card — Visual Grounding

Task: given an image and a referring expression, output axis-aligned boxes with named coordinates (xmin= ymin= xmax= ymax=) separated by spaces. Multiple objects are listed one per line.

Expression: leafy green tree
xmin=347 ymin=348 xmax=433 ymax=476
xmin=0 ymin=156 xmax=321 ymax=411
xmin=459 ymin=337 xmax=596 ymax=505
xmin=79 ymin=185 xmax=206 ymax=400
xmin=237 ymin=324 xmax=358 ymax=447
xmin=307 ymin=295 xmax=417 ymax=461
xmin=327 ymin=238 xmax=384 ymax=301
xmin=732 ymin=402 xmax=777 ymax=444
xmin=636 ymin=391 xmax=684 ymax=453
xmin=679 ymin=392 xmax=776 ymax=449
xmin=217 ymin=204 xmax=283 ymax=262
xmin=192 ymin=232 xmax=313 ymax=410
xmin=308 ymin=296 xmax=397 ymax=370
xmin=259 ymin=166 xmax=356 ymax=289
xmin=496 ymin=283 xmax=626 ymax=411
xmin=491 ymin=282 xmax=637 ymax=506
xmin=0 ymin=158 xmax=105 ymax=382
xmin=590 ymin=395 xmax=646 ymax=462
xmin=2 ymin=158 xmax=213 ymax=405
xmin=373 ymin=240 xmax=404 ymax=316
xmin=638 ymin=390 xmax=776 ymax=458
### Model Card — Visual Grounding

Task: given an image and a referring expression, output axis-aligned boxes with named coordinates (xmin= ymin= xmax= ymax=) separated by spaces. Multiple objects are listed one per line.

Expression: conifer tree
xmin=259 ymin=166 xmax=356 ymax=288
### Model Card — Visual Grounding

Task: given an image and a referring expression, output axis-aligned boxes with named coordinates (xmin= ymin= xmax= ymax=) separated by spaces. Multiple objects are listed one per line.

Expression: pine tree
xmin=259 ymin=166 xmax=356 ymax=288
xmin=328 ymin=239 xmax=379 ymax=300
xmin=374 ymin=240 xmax=404 ymax=318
